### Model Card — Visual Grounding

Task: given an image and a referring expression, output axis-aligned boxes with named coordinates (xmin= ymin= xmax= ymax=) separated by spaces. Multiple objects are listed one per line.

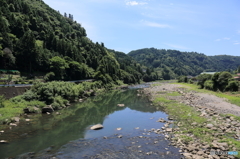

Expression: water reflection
xmin=0 ymin=88 xmax=165 ymax=158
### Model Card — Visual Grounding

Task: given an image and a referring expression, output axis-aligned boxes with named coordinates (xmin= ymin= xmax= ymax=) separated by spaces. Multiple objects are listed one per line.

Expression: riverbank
xmin=142 ymin=82 xmax=240 ymax=159
xmin=0 ymin=81 xmax=127 ymax=130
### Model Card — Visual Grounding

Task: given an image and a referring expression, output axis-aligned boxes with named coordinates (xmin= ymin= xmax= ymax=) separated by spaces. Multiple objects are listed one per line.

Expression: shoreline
xmin=142 ymin=82 xmax=240 ymax=159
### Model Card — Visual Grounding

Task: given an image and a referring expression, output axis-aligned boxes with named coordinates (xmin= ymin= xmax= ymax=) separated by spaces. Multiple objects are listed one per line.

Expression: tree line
xmin=0 ymin=0 xmax=160 ymax=84
xmin=128 ymin=48 xmax=240 ymax=79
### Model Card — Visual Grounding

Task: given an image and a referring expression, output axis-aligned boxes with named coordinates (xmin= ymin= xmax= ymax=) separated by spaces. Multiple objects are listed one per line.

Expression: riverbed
xmin=0 ymin=85 xmax=182 ymax=159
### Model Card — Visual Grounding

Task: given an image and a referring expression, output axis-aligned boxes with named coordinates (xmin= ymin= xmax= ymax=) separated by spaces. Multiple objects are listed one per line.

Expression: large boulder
xmin=42 ymin=105 xmax=54 ymax=113
xmin=90 ymin=124 xmax=103 ymax=130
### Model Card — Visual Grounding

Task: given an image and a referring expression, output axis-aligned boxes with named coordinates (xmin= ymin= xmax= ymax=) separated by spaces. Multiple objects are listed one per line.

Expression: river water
xmin=0 ymin=85 xmax=182 ymax=159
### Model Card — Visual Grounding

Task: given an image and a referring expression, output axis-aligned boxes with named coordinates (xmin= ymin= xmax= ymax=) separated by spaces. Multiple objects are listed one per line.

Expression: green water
xmin=0 ymin=87 xmax=177 ymax=159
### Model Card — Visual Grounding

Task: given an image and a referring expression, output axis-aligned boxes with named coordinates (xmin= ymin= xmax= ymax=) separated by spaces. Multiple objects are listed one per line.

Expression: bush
xmin=225 ymin=80 xmax=239 ymax=92
xmin=51 ymin=96 xmax=68 ymax=109
xmin=44 ymin=72 xmax=55 ymax=81
xmin=178 ymin=76 xmax=188 ymax=83
xmin=22 ymin=90 xmax=37 ymax=101
xmin=197 ymin=74 xmax=212 ymax=89
xmin=204 ymin=80 xmax=214 ymax=90
xmin=10 ymin=95 xmax=25 ymax=103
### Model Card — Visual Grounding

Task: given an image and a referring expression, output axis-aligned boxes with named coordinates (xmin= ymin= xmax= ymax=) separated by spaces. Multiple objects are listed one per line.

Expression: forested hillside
xmin=0 ymin=0 xmax=159 ymax=84
xmin=128 ymin=48 xmax=240 ymax=79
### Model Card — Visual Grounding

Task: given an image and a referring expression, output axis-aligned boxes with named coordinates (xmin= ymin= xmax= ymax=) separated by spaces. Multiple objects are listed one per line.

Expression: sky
xmin=43 ymin=0 xmax=240 ymax=56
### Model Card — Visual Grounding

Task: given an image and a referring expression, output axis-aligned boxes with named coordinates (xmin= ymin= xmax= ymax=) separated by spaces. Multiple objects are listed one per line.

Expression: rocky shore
xmin=142 ymin=83 xmax=240 ymax=159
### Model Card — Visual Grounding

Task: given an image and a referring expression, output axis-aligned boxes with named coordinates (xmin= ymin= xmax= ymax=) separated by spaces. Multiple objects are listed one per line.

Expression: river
xmin=0 ymin=85 xmax=182 ymax=159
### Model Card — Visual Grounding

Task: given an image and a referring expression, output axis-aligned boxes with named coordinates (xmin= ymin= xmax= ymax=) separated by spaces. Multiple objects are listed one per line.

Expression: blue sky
xmin=43 ymin=0 xmax=240 ymax=56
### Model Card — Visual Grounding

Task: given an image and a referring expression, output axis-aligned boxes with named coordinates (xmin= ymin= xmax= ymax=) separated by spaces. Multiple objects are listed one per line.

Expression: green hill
xmin=0 ymin=0 xmax=158 ymax=84
xmin=128 ymin=48 xmax=240 ymax=79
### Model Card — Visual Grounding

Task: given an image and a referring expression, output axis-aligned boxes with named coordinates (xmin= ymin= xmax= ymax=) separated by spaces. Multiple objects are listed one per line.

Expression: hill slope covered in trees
xmin=128 ymin=48 xmax=240 ymax=79
xmin=0 ymin=0 xmax=159 ymax=84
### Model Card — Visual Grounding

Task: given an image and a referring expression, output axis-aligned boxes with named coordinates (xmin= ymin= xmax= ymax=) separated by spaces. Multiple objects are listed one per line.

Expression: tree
xmin=17 ymin=30 xmax=38 ymax=73
xmin=217 ymin=71 xmax=232 ymax=91
xmin=225 ymin=79 xmax=239 ymax=92
xmin=50 ymin=56 xmax=69 ymax=80
xmin=197 ymin=74 xmax=212 ymax=89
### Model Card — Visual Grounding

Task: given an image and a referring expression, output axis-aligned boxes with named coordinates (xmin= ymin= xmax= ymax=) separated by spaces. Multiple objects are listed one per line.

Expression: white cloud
xmin=215 ymin=37 xmax=230 ymax=41
xmin=223 ymin=37 xmax=230 ymax=40
xmin=141 ymin=20 xmax=171 ymax=28
xmin=126 ymin=1 xmax=148 ymax=6
xmin=234 ymin=42 xmax=240 ymax=45
xmin=237 ymin=30 xmax=240 ymax=34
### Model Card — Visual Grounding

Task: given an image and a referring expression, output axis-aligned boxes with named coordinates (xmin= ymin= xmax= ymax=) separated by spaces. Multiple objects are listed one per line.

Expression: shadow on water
xmin=0 ymin=84 xmax=181 ymax=159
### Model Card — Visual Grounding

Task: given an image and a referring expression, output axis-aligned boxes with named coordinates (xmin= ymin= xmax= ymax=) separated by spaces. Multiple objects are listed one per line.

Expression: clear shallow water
xmin=0 ymin=86 xmax=181 ymax=159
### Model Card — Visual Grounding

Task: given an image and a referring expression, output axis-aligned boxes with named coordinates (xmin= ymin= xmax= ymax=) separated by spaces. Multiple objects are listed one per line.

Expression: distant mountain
xmin=0 ymin=0 xmax=159 ymax=83
xmin=128 ymin=48 xmax=240 ymax=79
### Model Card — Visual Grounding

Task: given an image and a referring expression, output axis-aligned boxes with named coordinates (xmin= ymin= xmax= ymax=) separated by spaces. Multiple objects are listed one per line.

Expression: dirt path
xmin=146 ymin=83 xmax=240 ymax=116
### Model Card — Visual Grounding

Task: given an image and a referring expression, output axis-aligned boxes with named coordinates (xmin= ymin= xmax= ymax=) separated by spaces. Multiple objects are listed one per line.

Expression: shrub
xmin=10 ymin=95 xmax=25 ymax=103
xmin=44 ymin=72 xmax=55 ymax=81
xmin=178 ymin=76 xmax=188 ymax=83
xmin=22 ymin=90 xmax=38 ymax=101
xmin=197 ymin=74 xmax=212 ymax=89
xmin=204 ymin=80 xmax=214 ymax=90
xmin=225 ymin=80 xmax=239 ymax=92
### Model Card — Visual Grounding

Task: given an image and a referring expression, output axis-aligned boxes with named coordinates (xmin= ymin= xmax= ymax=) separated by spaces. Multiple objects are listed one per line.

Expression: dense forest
xmin=128 ymin=48 xmax=240 ymax=79
xmin=0 ymin=0 xmax=159 ymax=84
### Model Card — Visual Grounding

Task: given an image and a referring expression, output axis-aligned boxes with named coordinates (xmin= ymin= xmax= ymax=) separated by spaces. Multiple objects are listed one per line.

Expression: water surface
xmin=0 ymin=86 xmax=181 ymax=159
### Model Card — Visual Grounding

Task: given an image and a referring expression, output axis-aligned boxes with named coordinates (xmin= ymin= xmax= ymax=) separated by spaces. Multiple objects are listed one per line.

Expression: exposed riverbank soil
xmin=145 ymin=83 xmax=240 ymax=116
xmin=143 ymin=82 xmax=240 ymax=159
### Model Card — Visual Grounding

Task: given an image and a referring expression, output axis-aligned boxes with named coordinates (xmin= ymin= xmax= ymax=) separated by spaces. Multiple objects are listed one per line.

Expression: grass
xmin=167 ymin=92 xmax=181 ymax=96
xmin=176 ymin=83 xmax=240 ymax=107
xmin=153 ymin=94 xmax=213 ymax=143
xmin=0 ymin=100 xmax=46 ymax=127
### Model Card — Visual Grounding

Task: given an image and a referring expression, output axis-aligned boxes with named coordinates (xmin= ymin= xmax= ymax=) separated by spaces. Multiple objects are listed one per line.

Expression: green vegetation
xmin=128 ymin=48 xmax=240 ymax=79
xmin=0 ymin=80 xmax=114 ymax=124
xmin=0 ymin=0 xmax=160 ymax=84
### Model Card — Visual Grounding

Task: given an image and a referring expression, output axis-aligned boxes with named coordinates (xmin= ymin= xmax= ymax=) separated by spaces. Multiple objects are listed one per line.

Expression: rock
xmin=166 ymin=128 xmax=173 ymax=132
xmin=9 ymin=123 xmax=17 ymax=126
xmin=103 ymin=136 xmax=107 ymax=139
xmin=12 ymin=117 xmax=20 ymax=122
xmin=42 ymin=105 xmax=54 ymax=113
xmin=217 ymin=142 xmax=228 ymax=148
xmin=90 ymin=124 xmax=103 ymax=130
xmin=211 ymin=142 xmax=219 ymax=149
xmin=135 ymin=127 xmax=140 ymax=129
xmin=0 ymin=130 xmax=4 ymax=133
xmin=182 ymin=153 xmax=192 ymax=158
xmin=168 ymin=117 xmax=173 ymax=120
xmin=157 ymin=118 xmax=166 ymax=123
xmin=191 ymin=122 xmax=197 ymax=126
xmin=116 ymin=128 xmax=122 ymax=131
xmin=0 ymin=140 xmax=8 ymax=144
xmin=25 ymin=119 xmax=31 ymax=122
xmin=118 ymin=135 xmax=123 ymax=138
xmin=117 ymin=104 xmax=125 ymax=107
xmin=206 ymin=124 xmax=213 ymax=129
